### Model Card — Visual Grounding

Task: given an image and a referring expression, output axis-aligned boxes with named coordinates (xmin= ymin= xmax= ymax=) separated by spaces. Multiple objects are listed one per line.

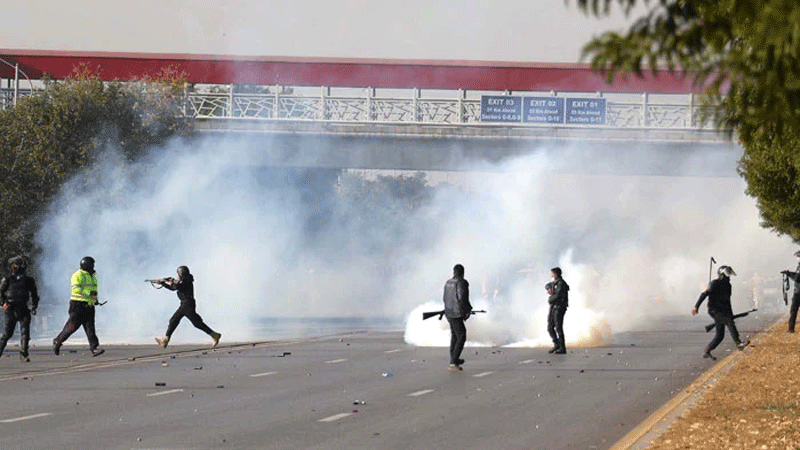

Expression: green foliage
xmin=574 ymin=0 xmax=800 ymax=241
xmin=0 ymin=67 xmax=190 ymax=259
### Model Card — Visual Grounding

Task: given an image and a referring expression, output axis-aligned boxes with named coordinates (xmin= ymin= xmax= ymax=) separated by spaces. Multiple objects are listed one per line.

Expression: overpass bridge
xmin=0 ymin=51 xmax=737 ymax=175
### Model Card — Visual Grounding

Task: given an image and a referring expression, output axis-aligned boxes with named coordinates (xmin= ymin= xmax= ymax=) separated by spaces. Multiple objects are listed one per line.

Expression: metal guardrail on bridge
xmin=2 ymin=84 xmax=723 ymax=141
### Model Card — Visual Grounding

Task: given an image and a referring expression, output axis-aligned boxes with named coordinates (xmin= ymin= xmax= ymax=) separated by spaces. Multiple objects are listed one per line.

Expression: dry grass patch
xmin=647 ymin=323 xmax=800 ymax=449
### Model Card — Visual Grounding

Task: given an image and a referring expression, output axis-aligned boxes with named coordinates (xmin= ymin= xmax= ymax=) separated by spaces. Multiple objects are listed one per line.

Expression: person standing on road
xmin=0 ymin=256 xmax=39 ymax=362
xmin=443 ymin=264 xmax=472 ymax=371
xmin=547 ymin=267 xmax=569 ymax=354
xmin=53 ymin=256 xmax=105 ymax=357
xmin=154 ymin=266 xmax=221 ymax=349
xmin=692 ymin=265 xmax=750 ymax=360
xmin=781 ymin=250 xmax=800 ymax=333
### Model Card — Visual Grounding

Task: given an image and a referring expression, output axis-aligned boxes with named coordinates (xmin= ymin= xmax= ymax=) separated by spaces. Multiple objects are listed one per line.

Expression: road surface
xmin=0 ymin=313 xmax=779 ymax=450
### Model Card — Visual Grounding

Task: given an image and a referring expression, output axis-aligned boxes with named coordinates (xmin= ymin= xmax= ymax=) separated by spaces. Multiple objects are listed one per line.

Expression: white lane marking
xmin=384 ymin=349 xmax=402 ymax=354
xmin=146 ymin=389 xmax=184 ymax=397
xmin=318 ymin=412 xmax=353 ymax=422
xmin=518 ymin=359 xmax=535 ymax=364
xmin=325 ymin=358 xmax=347 ymax=364
xmin=473 ymin=371 xmax=494 ymax=378
xmin=250 ymin=371 xmax=277 ymax=378
xmin=407 ymin=389 xmax=435 ymax=397
xmin=0 ymin=412 xmax=52 ymax=423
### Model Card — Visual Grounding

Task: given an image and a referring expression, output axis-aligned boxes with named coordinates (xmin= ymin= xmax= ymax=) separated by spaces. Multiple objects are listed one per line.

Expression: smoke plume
xmin=32 ymin=136 xmax=794 ymax=347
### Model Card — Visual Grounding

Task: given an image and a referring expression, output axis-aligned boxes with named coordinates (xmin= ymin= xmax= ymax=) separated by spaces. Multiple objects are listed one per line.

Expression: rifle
xmin=145 ymin=277 xmax=174 ymax=289
xmin=783 ymin=273 xmax=791 ymax=306
xmin=422 ymin=309 xmax=486 ymax=320
xmin=704 ymin=308 xmax=757 ymax=332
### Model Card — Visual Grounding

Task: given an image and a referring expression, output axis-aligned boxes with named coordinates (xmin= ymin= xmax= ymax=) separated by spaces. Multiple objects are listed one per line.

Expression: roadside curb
xmin=609 ymin=314 xmax=787 ymax=450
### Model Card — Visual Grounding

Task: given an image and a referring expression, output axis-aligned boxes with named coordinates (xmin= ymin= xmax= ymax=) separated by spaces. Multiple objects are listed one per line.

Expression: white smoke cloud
xmin=402 ymin=147 xmax=795 ymax=348
xmin=32 ymin=136 xmax=794 ymax=348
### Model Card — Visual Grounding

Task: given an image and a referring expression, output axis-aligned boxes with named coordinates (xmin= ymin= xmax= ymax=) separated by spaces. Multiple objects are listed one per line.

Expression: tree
xmin=0 ymin=66 xmax=190 ymax=259
xmin=574 ymin=0 xmax=800 ymax=240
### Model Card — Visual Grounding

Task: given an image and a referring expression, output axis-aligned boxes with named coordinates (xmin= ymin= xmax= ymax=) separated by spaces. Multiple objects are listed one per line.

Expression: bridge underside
xmin=195 ymin=121 xmax=740 ymax=178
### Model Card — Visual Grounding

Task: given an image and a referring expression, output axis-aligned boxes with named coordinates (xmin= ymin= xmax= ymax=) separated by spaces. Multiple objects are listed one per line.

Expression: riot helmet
xmin=177 ymin=265 xmax=191 ymax=279
xmin=9 ymin=256 xmax=26 ymax=274
xmin=717 ymin=265 xmax=736 ymax=278
xmin=80 ymin=256 xmax=95 ymax=273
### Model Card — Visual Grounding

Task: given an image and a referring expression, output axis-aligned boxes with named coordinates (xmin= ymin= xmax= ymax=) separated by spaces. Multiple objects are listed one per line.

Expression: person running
xmin=692 ymin=265 xmax=750 ymax=360
xmin=53 ymin=256 xmax=105 ymax=357
xmin=154 ymin=266 xmax=221 ymax=349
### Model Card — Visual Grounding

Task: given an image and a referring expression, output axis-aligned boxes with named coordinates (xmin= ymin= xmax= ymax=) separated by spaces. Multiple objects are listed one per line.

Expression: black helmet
xmin=717 ymin=265 xmax=736 ymax=278
xmin=9 ymin=256 xmax=26 ymax=273
xmin=177 ymin=266 xmax=191 ymax=278
xmin=80 ymin=256 xmax=95 ymax=272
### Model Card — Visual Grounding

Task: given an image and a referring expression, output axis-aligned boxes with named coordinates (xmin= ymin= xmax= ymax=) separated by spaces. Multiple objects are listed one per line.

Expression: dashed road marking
xmin=325 ymin=359 xmax=348 ymax=364
xmin=318 ymin=412 xmax=353 ymax=422
xmin=250 ymin=371 xmax=277 ymax=378
xmin=146 ymin=389 xmax=184 ymax=397
xmin=519 ymin=359 xmax=535 ymax=364
xmin=0 ymin=413 xmax=52 ymax=423
xmin=473 ymin=371 xmax=494 ymax=378
xmin=407 ymin=389 xmax=435 ymax=397
xmin=384 ymin=349 xmax=402 ymax=354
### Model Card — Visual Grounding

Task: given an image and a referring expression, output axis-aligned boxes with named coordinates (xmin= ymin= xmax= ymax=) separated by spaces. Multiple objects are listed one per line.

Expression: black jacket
xmin=0 ymin=274 xmax=39 ymax=310
xmin=165 ymin=275 xmax=195 ymax=303
xmin=443 ymin=277 xmax=471 ymax=319
xmin=695 ymin=277 xmax=733 ymax=316
xmin=548 ymin=277 xmax=569 ymax=307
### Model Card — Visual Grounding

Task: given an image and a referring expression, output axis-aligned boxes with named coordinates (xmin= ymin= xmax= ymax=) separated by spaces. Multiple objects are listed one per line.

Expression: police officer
xmin=154 ymin=266 xmax=221 ymax=349
xmin=443 ymin=264 xmax=472 ymax=371
xmin=692 ymin=265 xmax=750 ymax=360
xmin=781 ymin=250 xmax=800 ymax=333
xmin=547 ymin=267 xmax=569 ymax=354
xmin=53 ymin=256 xmax=104 ymax=356
xmin=0 ymin=256 xmax=39 ymax=362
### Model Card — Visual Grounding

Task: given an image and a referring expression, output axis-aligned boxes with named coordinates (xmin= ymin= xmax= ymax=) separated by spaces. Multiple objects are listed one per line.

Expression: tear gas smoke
xmin=32 ymin=136 xmax=794 ymax=347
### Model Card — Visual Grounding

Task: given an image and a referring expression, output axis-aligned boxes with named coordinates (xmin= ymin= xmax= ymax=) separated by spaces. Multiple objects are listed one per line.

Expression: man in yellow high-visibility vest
xmin=53 ymin=256 xmax=104 ymax=356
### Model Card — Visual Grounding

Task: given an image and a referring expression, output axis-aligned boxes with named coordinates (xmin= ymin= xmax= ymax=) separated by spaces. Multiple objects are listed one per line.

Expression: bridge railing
xmin=2 ymin=84 xmax=717 ymax=131
xmin=184 ymin=85 xmax=717 ymax=130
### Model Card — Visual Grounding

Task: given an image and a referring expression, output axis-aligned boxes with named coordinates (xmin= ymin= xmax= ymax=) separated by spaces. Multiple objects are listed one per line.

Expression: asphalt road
xmin=0 ymin=313 xmax=780 ymax=450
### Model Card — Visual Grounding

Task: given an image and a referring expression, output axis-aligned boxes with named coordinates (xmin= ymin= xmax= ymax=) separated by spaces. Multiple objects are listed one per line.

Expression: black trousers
xmin=706 ymin=308 xmax=741 ymax=352
xmin=446 ymin=317 xmax=467 ymax=365
xmin=0 ymin=303 xmax=31 ymax=357
xmin=55 ymin=301 xmax=100 ymax=350
xmin=789 ymin=292 xmax=800 ymax=332
xmin=547 ymin=304 xmax=567 ymax=351
xmin=165 ymin=300 xmax=216 ymax=337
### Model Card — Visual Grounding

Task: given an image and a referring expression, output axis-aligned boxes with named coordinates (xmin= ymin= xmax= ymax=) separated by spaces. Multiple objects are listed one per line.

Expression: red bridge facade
xmin=1 ymin=49 xmax=697 ymax=93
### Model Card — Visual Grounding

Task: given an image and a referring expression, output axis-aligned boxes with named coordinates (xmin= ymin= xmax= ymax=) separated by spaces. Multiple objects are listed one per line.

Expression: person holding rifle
xmin=692 ymin=265 xmax=750 ymax=360
xmin=152 ymin=266 xmax=221 ymax=349
xmin=0 ymin=256 xmax=39 ymax=362
xmin=53 ymin=256 xmax=105 ymax=356
xmin=443 ymin=264 xmax=472 ymax=371
xmin=781 ymin=250 xmax=800 ymax=333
